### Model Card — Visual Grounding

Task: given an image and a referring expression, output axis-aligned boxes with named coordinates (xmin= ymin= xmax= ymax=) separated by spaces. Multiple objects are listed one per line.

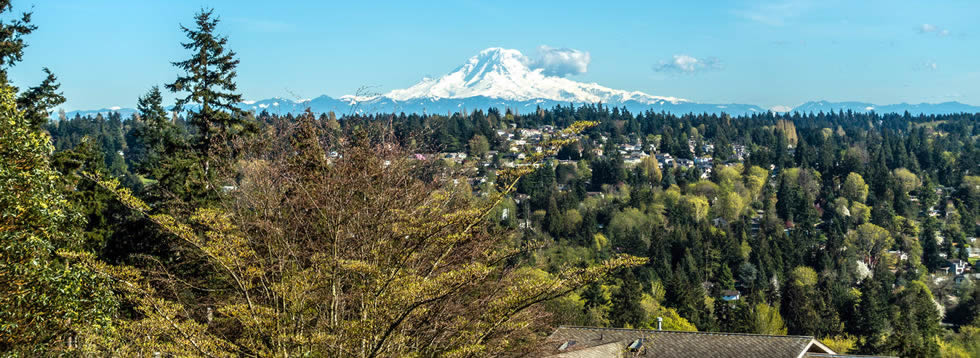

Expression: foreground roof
xmin=539 ymin=326 xmax=836 ymax=358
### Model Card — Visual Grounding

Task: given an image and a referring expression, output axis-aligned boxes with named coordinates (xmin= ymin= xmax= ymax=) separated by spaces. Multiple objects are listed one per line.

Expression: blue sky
xmin=10 ymin=0 xmax=980 ymax=111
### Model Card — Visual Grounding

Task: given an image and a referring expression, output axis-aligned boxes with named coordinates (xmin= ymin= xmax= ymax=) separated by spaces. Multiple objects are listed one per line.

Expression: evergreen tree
xmin=781 ymin=266 xmax=820 ymax=335
xmin=132 ymin=86 xmax=185 ymax=177
xmin=887 ymin=281 xmax=941 ymax=358
xmin=0 ymin=3 xmax=65 ymax=130
xmin=854 ymin=278 xmax=889 ymax=354
xmin=0 ymin=0 xmax=35 ymax=86
xmin=611 ymin=268 xmax=645 ymax=328
xmin=16 ymin=68 xmax=65 ymax=129
xmin=166 ymin=8 xmax=248 ymax=187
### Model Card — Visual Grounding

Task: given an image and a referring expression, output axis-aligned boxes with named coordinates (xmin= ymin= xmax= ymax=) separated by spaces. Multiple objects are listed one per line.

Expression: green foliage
xmin=611 ymin=269 xmax=645 ymax=328
xmin=79 ymin=117 xmax=643 ymax=356
xmin=467 ymin=134 xmax=489 ymax=158
xmin=749 ymin=304 xmax=788 ymax=336
xmin=0 ymin=85 xmax=114 ymax=354
xmin=892 ymin=168 xmax=919 ymax=194
xmin=887 ymin=281 xmax=941 ymax=357
xmin=847 ymin=223 xmax=894 ymax=270
xmin=639 ymin=155 xmax=662 ymax=184
xmin=843 ymin=172 xmax=869 ymax=203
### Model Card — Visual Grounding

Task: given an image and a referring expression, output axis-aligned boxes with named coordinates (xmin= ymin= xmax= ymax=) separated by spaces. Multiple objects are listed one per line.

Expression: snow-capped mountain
xmin=55 ymin=47 xmax=980 ymax=119
xmin=330 ymin=47 xmax=768 ymax=115
xmin=384 ymin=47 xmax=685 ymax=105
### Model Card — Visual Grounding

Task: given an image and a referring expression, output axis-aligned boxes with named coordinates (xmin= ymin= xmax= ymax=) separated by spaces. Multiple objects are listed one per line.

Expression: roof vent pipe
xmin=657 ymin=317 xmax=663 ymax=331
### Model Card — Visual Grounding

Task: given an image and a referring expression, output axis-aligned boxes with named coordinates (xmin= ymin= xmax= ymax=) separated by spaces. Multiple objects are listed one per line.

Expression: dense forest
xmin=3 ymin=2 xmax=980 ymax=357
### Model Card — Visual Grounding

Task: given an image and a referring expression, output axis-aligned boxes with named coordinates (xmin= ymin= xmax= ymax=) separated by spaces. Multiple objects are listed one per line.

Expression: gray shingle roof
xmin=805 ymin=354 xmax=896 ymax=358
xmin=540 ymin=326 xmax=835 ymax=358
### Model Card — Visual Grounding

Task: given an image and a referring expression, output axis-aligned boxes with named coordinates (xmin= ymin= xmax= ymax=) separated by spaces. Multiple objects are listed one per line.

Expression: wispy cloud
xmin=918 ymin=23 xmax=950 ymax=36
xmin=654 ymin=55 xmax=722 ymax=74
xmin=733 ymin=0 xmax=811 ymax=26
xmin=528 ymin=46 xmax=591 ymax=77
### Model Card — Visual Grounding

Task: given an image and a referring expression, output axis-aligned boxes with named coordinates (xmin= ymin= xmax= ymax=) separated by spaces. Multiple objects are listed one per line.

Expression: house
xmin=624 ymin=151 xmax=649 ymax=165
xmin=694 ymin=157 xmax=713 ymax=169
xmin=947 ymin=259 xmax=970 ymax=275
xmin=443 ymin=152 xmax=467 ymax=160
xmin=887 ymin=250 xmax=909 ymax=261
xmin=733 ymin=144 xmax=748 ymax=161
xmin=536 ymin=326 xmax=885 ymax=358
xmin=721 ymin=290 xmax=741 ymax=301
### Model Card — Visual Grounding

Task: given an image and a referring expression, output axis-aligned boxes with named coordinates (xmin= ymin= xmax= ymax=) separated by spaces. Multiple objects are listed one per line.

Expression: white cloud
xmin=109 ymin=106 xmax=121 ymax=111
xmin=770 ymin=105 xmax=793 ymax=112
xmin=528 ymin=46 xmax=591 ymax=77
xmin=654 ymin=55 xmax=722 ymax=74
xmin=919 ymin=23 xmax=950 ymax=36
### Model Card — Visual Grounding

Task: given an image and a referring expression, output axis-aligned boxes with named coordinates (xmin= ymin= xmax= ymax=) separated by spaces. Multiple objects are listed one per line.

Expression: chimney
xmin=657 ymin=317 xmax=663 ymax=331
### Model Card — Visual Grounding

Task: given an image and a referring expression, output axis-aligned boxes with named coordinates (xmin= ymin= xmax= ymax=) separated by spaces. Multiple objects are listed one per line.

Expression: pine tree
xmin=611 ymin=268 xmax=645 ymax=328
xmin=0 ymin=0 xmax=35 ymax=86
xmin=718 ymin=264 xmax=735 ymax=291
xmin=16 ymin=68 xmax=65 ymax=129
xmin=166 ymin=8 xmax=248 ymax=186
xmin=132 ymin=86 xmax=185 ymax=177
xmin=854 ymin=278 xmax=889 ymax=354
xmin=0 ymin=4 xmax=65 ymax=130
xmin=887 ymin=281 xmax=941 ymax=357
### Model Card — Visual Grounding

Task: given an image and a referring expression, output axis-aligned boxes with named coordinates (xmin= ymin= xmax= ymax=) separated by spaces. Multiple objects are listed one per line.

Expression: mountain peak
xmin=385 ymin=47 xmax=686 ymax=104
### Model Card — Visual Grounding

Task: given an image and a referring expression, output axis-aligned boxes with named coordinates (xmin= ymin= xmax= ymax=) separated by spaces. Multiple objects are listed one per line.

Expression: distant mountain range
xmin=55 ymin=48 xmax=980 ymax=119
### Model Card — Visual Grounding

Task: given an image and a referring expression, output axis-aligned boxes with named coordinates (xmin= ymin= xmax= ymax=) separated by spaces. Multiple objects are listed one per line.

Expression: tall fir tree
xmin=166 ymin=8 xmax=248 ymax=188
xmin=610 ymin=268 xmax=645 ymax=328
xmin=887 ymin=281 xmax=941 ymax=358
xmin=132 ymin=86 xmax=185 ymax=178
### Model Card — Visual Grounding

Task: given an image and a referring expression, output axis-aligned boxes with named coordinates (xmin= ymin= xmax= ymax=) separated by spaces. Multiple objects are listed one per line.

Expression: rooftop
xmin=539 ymin=326 xmax=840 ymax=358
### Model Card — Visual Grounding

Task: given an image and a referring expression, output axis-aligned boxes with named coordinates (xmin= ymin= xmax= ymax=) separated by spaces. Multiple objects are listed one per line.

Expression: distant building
xmin=721 ymin=290 xmax=741 ymax=301
xmin=695 ymin=157 xmax=713 ymax=169
xmin=887 ymin=250 xmax=909 ymax=261
xmin=947 ymin=259 xmax=970 ymax=275
xmin=655 ymin=153 xmax=674 ymax=167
